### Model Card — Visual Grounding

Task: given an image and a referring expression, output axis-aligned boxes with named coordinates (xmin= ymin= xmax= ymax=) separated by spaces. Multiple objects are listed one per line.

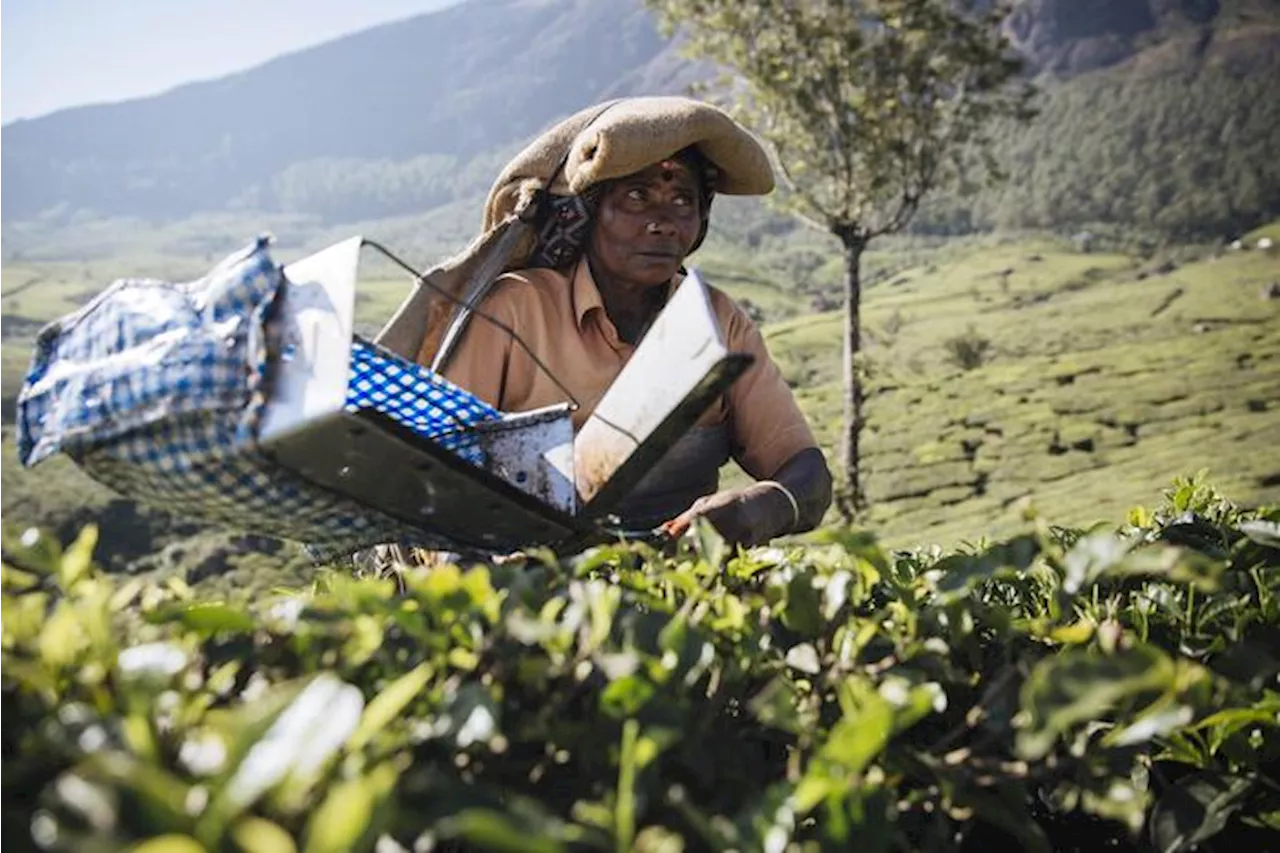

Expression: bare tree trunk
xmin=835 ymin=231 xmax=866 ymax=523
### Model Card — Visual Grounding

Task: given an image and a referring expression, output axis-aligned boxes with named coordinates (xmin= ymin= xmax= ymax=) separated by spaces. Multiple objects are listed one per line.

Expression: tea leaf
xmin=1018 ymin=644 xmax=1176 ymax=759
xmin=348 ymin=663 xmax=432 ymax=752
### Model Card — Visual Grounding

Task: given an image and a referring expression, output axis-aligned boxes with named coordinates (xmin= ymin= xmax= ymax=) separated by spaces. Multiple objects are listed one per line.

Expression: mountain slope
xmin=915 ymin=41 xmax=1280 ymax=239
xmin=1003 ymin=0 xmax=1278 ymax=76
xmin=1 ymin=0 xmax=669 ymax=220
xmin=2 ymin=0 xmax=1277 ymax=238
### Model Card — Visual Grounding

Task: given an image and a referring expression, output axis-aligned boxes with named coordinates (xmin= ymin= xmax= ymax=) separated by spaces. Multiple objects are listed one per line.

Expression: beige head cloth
xmin=482 ymin=96 xmax=775 ymax=233
xmin=377 ymin=97 xmax=774 ymax=368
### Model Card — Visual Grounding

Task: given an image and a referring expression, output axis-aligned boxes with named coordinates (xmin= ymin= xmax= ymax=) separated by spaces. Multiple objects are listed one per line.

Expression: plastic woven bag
xmin=16 ymin=237 xmax=510 ymax=558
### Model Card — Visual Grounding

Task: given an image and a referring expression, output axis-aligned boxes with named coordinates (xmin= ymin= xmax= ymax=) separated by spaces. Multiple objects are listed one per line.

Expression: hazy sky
xmin=1 ymin=0 xmax=465 ymax=123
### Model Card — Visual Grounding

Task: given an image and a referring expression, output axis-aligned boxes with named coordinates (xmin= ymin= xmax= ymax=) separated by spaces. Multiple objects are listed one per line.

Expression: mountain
xmin=1018 ymin=0 xmax=1280 ymax=72
xmin=3 ymin=0 xmax=1278 ymax=239
xmin=1 ymin=0 xmax=674 ymax=222
xmin=917 ymin=0 xmax=1280 ymax=239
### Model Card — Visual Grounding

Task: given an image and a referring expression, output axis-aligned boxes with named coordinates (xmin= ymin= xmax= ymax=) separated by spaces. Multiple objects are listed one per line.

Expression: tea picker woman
xmin=388 ymin=96 xmax=833 ymax=548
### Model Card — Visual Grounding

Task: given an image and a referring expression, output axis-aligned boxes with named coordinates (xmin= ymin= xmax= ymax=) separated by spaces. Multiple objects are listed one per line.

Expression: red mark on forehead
xmin=657 ymin=158 xmax=691 ymax=183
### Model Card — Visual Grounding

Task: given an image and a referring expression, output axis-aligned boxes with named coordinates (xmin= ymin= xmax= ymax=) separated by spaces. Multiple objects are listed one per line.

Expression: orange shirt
xmin=429 ymin=259 xmax=817 ymax=479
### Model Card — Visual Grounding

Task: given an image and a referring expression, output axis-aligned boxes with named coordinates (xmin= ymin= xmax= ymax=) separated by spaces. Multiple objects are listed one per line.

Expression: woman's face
xmin=587 ymin=157 xmax=704 ymax=289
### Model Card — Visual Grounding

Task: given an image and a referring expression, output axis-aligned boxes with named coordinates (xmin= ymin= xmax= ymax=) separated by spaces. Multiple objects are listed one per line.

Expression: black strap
xmin=433 ymin=99 xmax=625 ymax=374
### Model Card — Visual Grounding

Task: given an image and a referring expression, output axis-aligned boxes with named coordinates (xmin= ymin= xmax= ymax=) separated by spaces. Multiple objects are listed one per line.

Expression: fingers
xmin=660 ymin=516 xmax=692 ymax=539
xmin=661 ymin=509 xmax=743 ymax=547
xmin=660 ymin=495 xmax=715 ymax=540
xmin=661 ymin=488 xmax=773 ymax=547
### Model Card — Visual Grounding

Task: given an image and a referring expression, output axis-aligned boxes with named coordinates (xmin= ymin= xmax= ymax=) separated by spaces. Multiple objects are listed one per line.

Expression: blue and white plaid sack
xmin=16 ymin=237 xmax=505 ymax=558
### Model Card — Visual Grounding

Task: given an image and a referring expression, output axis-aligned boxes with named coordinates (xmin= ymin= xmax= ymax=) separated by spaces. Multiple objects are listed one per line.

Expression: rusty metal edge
xmin=578 ymin=352 xmax=754 ymax=519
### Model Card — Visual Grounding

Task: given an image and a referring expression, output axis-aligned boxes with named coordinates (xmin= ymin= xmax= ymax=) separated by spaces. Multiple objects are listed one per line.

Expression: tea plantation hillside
xmin=3 ymin=225 xmax=1279 ymax=574
xmin=2 ymin=227 xmax=1279 ymax=852
xmin=761 ymin=228 xmax=1280 ymax=548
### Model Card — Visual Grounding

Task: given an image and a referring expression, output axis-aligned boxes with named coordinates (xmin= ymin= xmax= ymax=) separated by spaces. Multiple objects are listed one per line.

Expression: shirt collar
xmin=570 ymin=258 xmax=605 ymax=330
xmin=569 ymin=258 xmax=686 ymax=332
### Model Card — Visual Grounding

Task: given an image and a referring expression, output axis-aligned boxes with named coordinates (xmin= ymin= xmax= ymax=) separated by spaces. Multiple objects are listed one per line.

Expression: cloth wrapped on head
xmin=484 ymin=95 xmax=776 ymax=234
xmin=375 ymin=96 xmax=775 ymax=367
xmin=528 ymin=144 xmax=719 ymax=270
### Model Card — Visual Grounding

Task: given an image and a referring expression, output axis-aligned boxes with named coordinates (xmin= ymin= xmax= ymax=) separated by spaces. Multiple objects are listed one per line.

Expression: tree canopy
xmin=647 ymin=0 xmax=1034 ymax=244
xmin=646 ymin=0 xmax=1034 ymax=513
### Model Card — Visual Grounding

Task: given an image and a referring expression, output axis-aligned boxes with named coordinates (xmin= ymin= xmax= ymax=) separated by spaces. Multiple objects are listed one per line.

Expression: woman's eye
xmin=673 ymin=194 xmax=692 ymax=207
xmin=626 ymin=188 xmax=646 ymax=202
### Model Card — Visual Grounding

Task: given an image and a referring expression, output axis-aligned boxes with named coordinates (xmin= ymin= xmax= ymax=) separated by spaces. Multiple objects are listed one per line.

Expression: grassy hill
xmin=757 ymin=228 xmax=1280 ymax=547
xmin=4 ymin=222 xmax=1277 ymax=573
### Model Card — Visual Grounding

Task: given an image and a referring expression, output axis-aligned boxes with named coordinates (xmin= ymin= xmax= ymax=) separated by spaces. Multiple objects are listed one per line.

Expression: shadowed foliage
xmin=3 ymin=478 xmax=1277 ymax=850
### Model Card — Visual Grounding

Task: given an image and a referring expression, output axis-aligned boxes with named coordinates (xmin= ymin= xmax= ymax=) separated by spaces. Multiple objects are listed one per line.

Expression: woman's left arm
xmin=662 ymin=446 xmax=832 ymax=546
xmin=662 ymin=292 xmax=835 ymax=546
xmin=768 ymin=446 xmax=834 ymax=532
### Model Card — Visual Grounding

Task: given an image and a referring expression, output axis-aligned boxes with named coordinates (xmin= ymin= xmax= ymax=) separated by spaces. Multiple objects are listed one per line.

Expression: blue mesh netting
xmin=344 ymin=339 xmax=501 ymax=465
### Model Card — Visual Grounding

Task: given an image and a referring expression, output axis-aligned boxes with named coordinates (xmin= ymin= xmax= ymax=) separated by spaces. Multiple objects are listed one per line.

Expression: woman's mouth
xmin=637 ymin=248 xmax=680 ymax=261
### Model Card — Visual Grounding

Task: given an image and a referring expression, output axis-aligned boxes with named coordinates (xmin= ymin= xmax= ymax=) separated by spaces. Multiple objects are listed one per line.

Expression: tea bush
xmin=3 ymin=476 xmax=1278 ymax=852
xmin=941 ymin=327 xmax=993 ymax=372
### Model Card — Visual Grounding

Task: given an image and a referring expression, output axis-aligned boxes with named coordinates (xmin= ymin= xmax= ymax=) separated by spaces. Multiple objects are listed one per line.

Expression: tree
xmin=645 ymin=0 xmax=1034 ymax=519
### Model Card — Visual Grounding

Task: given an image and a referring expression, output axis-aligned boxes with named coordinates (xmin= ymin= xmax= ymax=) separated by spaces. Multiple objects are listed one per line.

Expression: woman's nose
xmin=646 ymin=213 xmax=678 ymax=235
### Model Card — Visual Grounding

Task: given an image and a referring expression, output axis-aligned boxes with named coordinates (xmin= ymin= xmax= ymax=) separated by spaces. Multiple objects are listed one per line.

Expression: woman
xmin=429 ymin=97 xmax=832 ymax=546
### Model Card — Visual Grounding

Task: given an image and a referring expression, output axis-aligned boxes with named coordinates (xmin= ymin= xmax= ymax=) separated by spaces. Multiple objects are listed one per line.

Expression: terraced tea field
xmin=3 ymin=224 xmax=1277 ymax=560
xmin=755 ymin=230 xmax=1280 ymax=547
